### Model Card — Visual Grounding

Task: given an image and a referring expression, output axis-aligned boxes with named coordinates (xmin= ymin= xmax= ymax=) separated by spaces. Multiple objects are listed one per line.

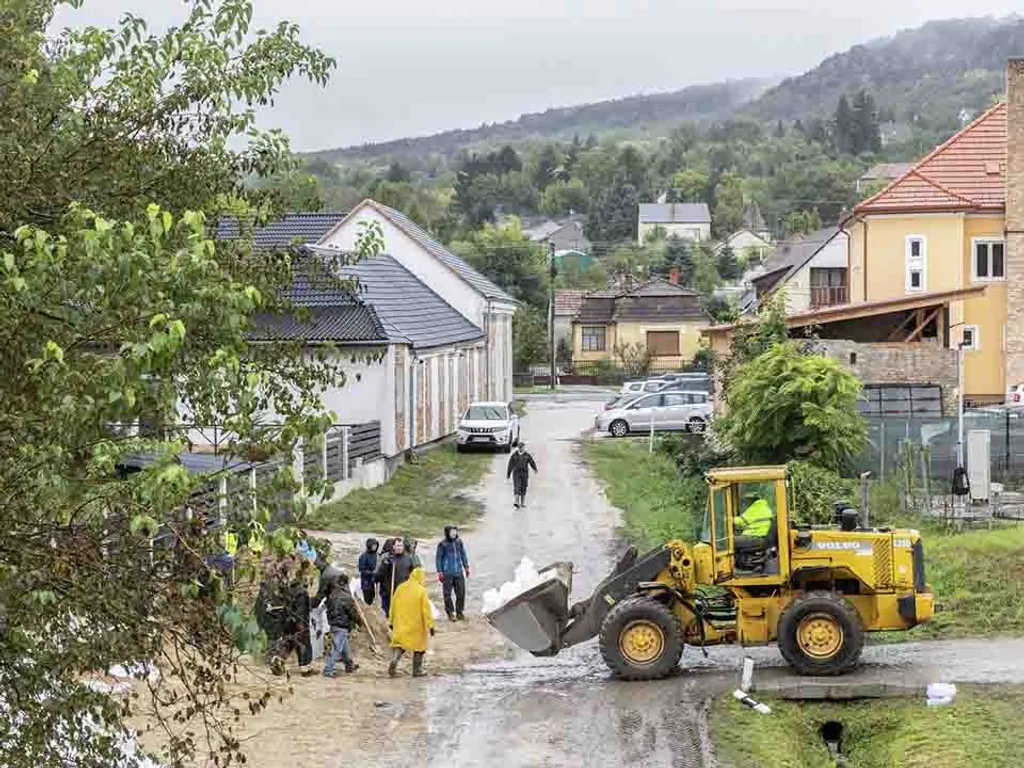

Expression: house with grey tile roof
xmin=747 ymin=226 xmax=850 ymax=315
xmin=216 ymin=212 xmax=346 ymax=250
xmin=638 ymin=202 xmax=712 ymax=244
xmin=316 ymin=198 xmax=517 ymax=404
xmin=212 ymin=210 xmax=500 ymax=458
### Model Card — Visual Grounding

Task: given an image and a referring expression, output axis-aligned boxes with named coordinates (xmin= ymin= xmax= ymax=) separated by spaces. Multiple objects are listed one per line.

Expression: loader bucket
xmin=485 ymin=562 xmax=573 ymax=656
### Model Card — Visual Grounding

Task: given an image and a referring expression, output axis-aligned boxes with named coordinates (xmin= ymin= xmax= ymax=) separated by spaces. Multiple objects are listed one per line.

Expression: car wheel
xmin=687 ymin=417 xmax=706 ymax=434
xmin=609 ymin=419 xmax=629 ymax=438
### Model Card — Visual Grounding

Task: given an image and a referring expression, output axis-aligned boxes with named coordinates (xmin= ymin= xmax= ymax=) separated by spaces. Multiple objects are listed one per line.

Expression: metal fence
xmin=853 ymin=409 xmax=1024 ymax=486
xmin=517 ymin=361 xmax=709 ymax=387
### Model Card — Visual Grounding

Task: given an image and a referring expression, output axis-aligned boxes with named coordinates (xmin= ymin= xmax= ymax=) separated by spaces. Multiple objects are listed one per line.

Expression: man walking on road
xmin=506 ymin=441 xmax=538 ymax=509
xmin=435 ymin=525 xmax=470 ymax=621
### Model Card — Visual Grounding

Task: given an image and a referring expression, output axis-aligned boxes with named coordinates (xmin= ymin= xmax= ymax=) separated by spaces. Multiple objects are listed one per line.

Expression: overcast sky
xmin=57 ymin=1 xmax=1017 ymax=152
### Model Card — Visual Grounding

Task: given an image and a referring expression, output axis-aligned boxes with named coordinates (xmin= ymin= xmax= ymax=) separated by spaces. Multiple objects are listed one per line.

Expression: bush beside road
xmin=582 ymin=439 xmax=703 ymax=549
xmin=306 ymin=444 xmax=491 ymax=537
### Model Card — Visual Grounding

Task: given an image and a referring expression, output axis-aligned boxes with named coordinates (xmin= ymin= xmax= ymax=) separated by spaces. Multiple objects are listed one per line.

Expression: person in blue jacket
xmin=358 ymin=538 xmax=379 ymax=605
xmin=435 ymin=525 xmax=470 ymax=621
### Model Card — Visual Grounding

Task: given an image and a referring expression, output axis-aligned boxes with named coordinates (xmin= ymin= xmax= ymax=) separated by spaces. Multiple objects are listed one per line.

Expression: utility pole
xmin=548 ymin=241 xmax=556 ymax=391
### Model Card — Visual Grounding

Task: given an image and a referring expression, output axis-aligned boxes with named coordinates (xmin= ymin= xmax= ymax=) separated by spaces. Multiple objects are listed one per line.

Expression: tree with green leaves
xmin=539 ymin=179 xmax=589 ymax=215
xmin=0 ymin=2 xmax=354 ymax=766
xmin=451 ymin=218 xmax=547 ymax=308
xmin=711 ymin=172 xmax=746 ymax=238
xmin=513 ymin=305 xmax=549 ymax=371
xmin=717 ymin=341 xmax=866 ymax=471
xmin=669 ymin=168 xmax=711 ymax=203
xmin=716 ymin=245 xmax=742 ymax=281
xmin=785 ymin=208 xmax=823 ymax=236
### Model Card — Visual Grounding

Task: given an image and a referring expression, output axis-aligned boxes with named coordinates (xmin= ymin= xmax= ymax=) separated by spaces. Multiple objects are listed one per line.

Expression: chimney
xmin=1006 ymin=58 xmax=1024 ymax=390
xmin=668 ymin=268 xmax=681 ymax=285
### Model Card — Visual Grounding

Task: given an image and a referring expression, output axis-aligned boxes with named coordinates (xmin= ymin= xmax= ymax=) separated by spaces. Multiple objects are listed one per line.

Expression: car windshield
xmin=465 ymin=406 xmax=506 ymax=420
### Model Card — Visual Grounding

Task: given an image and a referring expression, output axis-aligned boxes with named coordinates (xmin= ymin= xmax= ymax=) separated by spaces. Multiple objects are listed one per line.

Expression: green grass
xmin=582 ymin=438 xmax=702 ymax=549
xmin=906 ymin=523 xmax=1024 ymax=639
xmin=711 ymin=688 xmax=1024 ymax=768
xmin=304 ymin=444 xmax=491 ymax=538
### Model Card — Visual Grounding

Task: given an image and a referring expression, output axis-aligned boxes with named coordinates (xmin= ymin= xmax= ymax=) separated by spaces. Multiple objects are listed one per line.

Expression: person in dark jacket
xmin=375 ymin=537 xmax=415 ymax=618
xmin=323 ymin=573 xmax=361 ymax=677
xmin=407 ymin=537 xmax=422 ymax=568
xmin=435 ymin=525 xmax=470 ymax=620
xmin=314 ymin=556 xmax=342 ymax=607
xmin=268 ymin=558 xmax=316 ymax=676
xmin=506 ymin=441 xmax=539 ymax=508
xmin=358 ymin=538 xmax=379 ymax=605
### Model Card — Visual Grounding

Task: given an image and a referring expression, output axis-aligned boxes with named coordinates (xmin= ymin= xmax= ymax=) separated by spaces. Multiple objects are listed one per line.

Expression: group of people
xmin=255 ymin=526 xmax=472 ymax=680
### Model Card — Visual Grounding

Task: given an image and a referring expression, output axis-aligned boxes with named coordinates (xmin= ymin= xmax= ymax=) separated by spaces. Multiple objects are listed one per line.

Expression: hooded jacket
xmin=435 ymin=526 xmax=469 ymax=577
xmin=389 ymin=567 xmax=434 ymax=653
xmin=326 ymin=581 xmax=362 ymax=631
xmin=506 ymin=450 xmax=538 ymax=479
xmin=358 ymin=538 xmax=379 ymax=591
xmin=375 ymin=549 xmax=415 ymax=596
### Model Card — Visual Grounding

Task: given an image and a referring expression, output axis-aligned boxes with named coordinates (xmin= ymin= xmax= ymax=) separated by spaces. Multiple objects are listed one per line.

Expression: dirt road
xmin=230 ymin=396 xmax=1024 ymax=768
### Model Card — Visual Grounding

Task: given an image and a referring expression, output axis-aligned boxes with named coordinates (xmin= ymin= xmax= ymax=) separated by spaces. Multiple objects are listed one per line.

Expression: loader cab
xmin=701 ymin=465 xmax=791 ymax=586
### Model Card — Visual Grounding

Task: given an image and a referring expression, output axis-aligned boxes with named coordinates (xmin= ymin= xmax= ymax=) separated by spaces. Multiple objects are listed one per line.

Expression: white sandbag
xmin=309 ymin=601 xmax=328 ymax=660
xmin=482 ymin=557 xmax=549 ymax=614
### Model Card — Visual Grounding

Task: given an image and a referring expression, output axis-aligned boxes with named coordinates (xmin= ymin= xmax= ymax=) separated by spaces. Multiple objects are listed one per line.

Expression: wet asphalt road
xmin=354 ymin=397 xmax=1024 ymax=768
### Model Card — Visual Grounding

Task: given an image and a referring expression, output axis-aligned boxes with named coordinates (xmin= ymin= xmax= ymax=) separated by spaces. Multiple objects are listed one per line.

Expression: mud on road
xmin=228 ymin=397 xmax=1024 ymax=768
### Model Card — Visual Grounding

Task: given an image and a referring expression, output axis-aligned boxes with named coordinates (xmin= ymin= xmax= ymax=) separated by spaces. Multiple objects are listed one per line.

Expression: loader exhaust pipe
xmin=859 ymin=472 xmax=871 ymax=530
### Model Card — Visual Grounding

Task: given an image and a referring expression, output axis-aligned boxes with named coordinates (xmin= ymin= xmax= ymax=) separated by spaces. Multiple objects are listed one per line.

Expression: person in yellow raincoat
xmin=388 ymin=567 xmax=435 ymax=677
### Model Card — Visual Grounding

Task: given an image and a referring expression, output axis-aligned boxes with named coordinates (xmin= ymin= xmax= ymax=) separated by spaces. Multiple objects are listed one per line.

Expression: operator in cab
xmin=734 ymin=492 xmax=773 ymax=552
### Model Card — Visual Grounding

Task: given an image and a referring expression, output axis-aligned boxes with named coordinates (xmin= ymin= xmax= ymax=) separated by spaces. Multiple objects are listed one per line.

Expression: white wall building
xmin=320 ymin=200 xmax=517 ymax=403
xmin=638 ymin=203 xmax=712 ymax=245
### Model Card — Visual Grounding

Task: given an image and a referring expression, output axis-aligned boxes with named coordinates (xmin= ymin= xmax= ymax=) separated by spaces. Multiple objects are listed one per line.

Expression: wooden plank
xmin=905 ymin=307 xmax=940 ymax=342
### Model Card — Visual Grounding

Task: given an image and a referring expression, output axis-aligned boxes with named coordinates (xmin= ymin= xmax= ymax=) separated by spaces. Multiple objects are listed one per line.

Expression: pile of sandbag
xmin=481 ymin=557 xmax=548 ymax=614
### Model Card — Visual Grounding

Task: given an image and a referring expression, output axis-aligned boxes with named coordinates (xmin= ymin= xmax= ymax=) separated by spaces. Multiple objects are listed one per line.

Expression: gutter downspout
xmin=484 ymin=299 xmax=493 ymax=400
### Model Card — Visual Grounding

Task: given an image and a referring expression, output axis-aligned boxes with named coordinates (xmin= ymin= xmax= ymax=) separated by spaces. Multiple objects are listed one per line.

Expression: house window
xmin=973 ymin=238 xmax=1005 ymax=281
xmin=962 ymin=325 xmax=979 ymax=351
xmin=905 ymin=236 xmax=926 ymax=293
xmin=581 ymin=326 xmax=606 ymax=352
xmin=646 ymin=331 xmax=681 ymax=357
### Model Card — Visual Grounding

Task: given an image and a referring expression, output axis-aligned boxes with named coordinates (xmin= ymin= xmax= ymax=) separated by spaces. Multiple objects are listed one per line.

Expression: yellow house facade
xmin=849 ymin=102 xmax=1010 ymax=403
xmin=572 ymin=278 xmax=708 ymax=370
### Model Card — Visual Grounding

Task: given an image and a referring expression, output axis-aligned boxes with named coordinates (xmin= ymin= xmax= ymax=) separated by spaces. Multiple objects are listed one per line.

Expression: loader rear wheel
xmin=778 ymin=592 xmax=864 ymax=676
xmin=599 ymin=598 xmax=683 ymax=681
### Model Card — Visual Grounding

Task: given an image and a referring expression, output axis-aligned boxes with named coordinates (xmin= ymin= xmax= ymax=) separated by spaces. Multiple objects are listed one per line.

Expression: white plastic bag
xmin=309 ymin=600 xmax=328 ymax=660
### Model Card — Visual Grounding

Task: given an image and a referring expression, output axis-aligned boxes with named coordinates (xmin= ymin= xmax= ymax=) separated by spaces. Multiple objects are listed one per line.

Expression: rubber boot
xmin=388 ymin=648 xmax=402 ymax=677
xmin=412 ymin=651 xmax=426 ymax=677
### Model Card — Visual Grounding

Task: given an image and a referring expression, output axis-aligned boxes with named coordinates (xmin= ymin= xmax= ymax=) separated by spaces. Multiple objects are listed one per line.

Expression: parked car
xmin=602 ymin=392 xmax=644 ymax=412
xmin=619 ymin=379 xmax=670 ymax=396
xmin=596 ymin=391 xmax=711 ymax=437
xmin=456 ymin=401 xmax=520 ymax=453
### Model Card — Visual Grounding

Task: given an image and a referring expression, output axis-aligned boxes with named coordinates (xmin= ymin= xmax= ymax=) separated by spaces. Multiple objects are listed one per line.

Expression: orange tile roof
xmin=855 ymin=102 xmax=1007 ymax=215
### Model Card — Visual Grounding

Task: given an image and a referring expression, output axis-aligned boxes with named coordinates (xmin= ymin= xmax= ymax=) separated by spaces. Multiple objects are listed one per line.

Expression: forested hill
xmin=308 ymin=15 xmax=1024 ymax=167
xmin=745 ymin=16 xmax=1024 ymax=129
xmin=314 ymin=78 xmax=773 ymax=164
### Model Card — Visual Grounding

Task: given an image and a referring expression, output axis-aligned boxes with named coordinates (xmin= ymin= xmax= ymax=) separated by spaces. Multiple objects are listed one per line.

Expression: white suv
xmin=456 ymin=401 xmax=521 ymax=453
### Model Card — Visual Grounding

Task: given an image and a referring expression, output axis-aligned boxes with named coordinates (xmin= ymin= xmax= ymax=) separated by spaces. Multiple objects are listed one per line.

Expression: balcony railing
xmin=810 ymin=285 xmax=848 ymax=308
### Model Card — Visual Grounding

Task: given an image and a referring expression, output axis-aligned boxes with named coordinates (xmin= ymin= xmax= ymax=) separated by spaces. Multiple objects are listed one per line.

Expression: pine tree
xmin=851 ymin=90 xmax=882 ymax=154
xmin=834 ymin=95 xmax=854 ymax=154
xmin=774 ymin=120 xmax=786 ymax=138
xmin=717 ymin=245 xmax=742 ymax=281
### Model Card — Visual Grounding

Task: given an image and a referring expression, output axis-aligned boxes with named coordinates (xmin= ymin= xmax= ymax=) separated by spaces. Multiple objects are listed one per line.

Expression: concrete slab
xmin=751 ymin=676 xmax=926 ymax=700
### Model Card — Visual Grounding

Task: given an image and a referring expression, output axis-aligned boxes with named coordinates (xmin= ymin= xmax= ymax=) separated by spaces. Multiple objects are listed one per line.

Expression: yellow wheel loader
xmin=486 ymin=465 xmax=934 ymax=679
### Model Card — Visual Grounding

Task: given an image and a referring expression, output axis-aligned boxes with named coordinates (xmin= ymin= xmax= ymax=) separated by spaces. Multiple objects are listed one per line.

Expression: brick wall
xmin=813 ymin=339 xmax=958 ymax=414
xmin=1006 ymin=59 xmax=1024 ymax=389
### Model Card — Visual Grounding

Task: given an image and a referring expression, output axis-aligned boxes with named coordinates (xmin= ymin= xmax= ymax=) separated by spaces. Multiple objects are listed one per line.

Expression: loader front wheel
xmin=779 ymin=592 xmax=864 ymax=676
xmin=599 ymin=598 xmax=683 ymax=681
